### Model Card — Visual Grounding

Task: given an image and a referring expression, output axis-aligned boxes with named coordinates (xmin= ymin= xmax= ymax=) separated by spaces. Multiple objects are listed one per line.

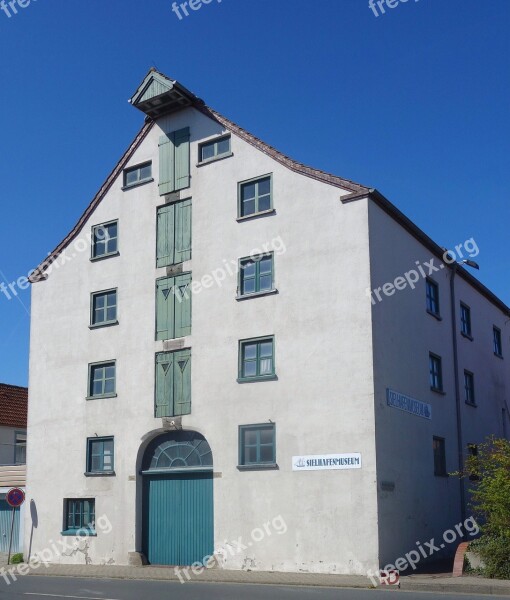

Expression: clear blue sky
xmin=0 ymin=0 xmax=508 ymax=387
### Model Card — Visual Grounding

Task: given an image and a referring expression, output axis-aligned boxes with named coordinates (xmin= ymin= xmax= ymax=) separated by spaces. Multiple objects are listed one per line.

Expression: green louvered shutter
xmin=173 ymin=349 xmax=191 ymax=416
xmin=156 ymin=277 xmax=175 ymax=341
xmin=159 ymin=133 xmax=175 ymax=196
xmin=174 ymin=273 xmax=191 ymax=338
xmin=174 ymin=127 xmax=190 ymax=191
xmin=155 ymin=352 xmax=174 ymax=417
xmin=156 ymin=205 xmax=175 ymax=267
xmin=174 ymin=199 xmax=192 ymax=263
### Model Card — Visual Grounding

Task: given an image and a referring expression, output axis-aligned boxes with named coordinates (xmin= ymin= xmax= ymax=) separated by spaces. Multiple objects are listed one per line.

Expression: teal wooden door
xmin=0 ymin=500 xmax=20 ymax=553
xmin=143 ymin=472 xmax=213 ymax=566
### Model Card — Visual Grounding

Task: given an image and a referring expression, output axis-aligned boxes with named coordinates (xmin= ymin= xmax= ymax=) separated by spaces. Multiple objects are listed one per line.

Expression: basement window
xmin=62 ymin=499 xmax=96 ymax=536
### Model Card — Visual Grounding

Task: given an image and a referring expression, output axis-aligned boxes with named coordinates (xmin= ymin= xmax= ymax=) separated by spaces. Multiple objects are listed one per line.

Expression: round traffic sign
xmin=6 ymin=488 xmax=25 ymax=508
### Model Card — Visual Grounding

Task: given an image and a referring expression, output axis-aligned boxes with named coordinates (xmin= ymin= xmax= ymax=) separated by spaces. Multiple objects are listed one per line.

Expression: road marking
xmin=25 ymin=594 xmax=121 ymax=600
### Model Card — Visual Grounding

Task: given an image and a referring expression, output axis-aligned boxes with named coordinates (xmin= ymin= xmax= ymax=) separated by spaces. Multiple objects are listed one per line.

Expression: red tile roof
xmin=0 ymin=384 xmax=28 ymax=428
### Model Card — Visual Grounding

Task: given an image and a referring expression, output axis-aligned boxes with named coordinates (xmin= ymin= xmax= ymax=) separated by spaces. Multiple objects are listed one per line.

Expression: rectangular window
xmin=91 ymin=221 xmax=118 ymax=260
xmin=433 ymin=437 xmax=447 ymax=476
xmin=468 ymin=444 xmax=479 ymax=481
xmin=156 ymin=273 xmax=191 ymax=340
xmin=494 ymin=326 xmax=503 ymax=357
xmin=460 ymin=303 xmax=472 ymax=337
xmin=14 ymin=431 xmax=26 ymax=465
xmin=426 ymin=278 xmax=440 ymax=316
xmin=159 ymin=127 xmax=190 ymax=195
xmin=156 ymin=199 xmax=192 ymax=267
xmin=239 ymin=424 xmax=276 ymax=467
xmin=199 ymin=136 xmax=231 ymax=163
xmin=91 ymin=289 xmax=118 ymax=327
xmin=239 ymin=337 xmax=275 ymax=382
xmin=87 ymin=437 xmax=114 ymax=474
xmin=123 ymin=161 xmax=152 ymax=188
xmin=155 ymin=349 xmax=191 ymax=417
xmin=238 ymin=175 xmax=272 ymax=218
xmin=239 ymin=254 xmax=274 ymax=296
xmin=88 ymin=361 xmax=116 ymax=399
xmin=429 ymin=353 xmax=443 ymax=392
xmin=464 ymin=370 xmax=475 ymax=406
xmin=63 ymin=499 xmax=95 ymax=534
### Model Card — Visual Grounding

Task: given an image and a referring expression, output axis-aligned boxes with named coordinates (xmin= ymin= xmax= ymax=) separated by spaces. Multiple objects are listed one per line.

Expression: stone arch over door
xmin=139 ymin=430 xmax=214 ymax=566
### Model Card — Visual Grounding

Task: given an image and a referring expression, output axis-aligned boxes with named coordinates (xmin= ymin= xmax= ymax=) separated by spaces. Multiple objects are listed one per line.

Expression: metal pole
xmin=450 ymin=264 xmax=466 ymax=523
xmin=7 ymin=507 xmax=16 ymax=565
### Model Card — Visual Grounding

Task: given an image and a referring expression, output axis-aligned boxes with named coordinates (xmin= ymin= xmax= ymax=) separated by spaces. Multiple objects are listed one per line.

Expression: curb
xmin=401 ymin=581 xmax=510 ymax=597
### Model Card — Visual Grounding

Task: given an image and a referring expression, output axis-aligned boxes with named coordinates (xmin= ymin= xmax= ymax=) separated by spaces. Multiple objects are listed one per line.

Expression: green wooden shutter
xmin=159 ymin=134 xmax=175 ymax=196
xmin=156 ymin=277 xmax=175 ymax=341
xmin=174 ymin=127 xmax=190 ymax=191
xmin=173 ymin=349 xmax=191 ymax=416
xmin=156 ymin=205 xmax=175 ymax=267
xmin=155 ymin=353 xmax=174 ymax=417
xmin=174 ymin=273 xmax=191 ymax=338
xmin=174 ymin=198 xmax=192 ymax=263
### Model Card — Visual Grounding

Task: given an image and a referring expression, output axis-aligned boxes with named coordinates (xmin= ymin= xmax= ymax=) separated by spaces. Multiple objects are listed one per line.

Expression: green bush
xmin=461 ymin=437 xmax=510 ymax=580
xmin=10 ymin=553 xmax=24 ymax=564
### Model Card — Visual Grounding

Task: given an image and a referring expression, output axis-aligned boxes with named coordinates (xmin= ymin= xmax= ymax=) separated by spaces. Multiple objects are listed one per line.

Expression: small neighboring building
xmin=0 ymin=383 xmax=27 ymax=555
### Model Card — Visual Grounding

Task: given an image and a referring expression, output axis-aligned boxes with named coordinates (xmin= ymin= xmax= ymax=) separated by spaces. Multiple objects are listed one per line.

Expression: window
xmin=239 ymin=337 xmax=275 ymax=382
xmin=460 ymin=303 xmax=472 ymax=337
xmin=86 ymin=437 xmax=114 ymax=474
xmin=239 ymin=254 xmax=274 ymax=296
xmin=464 ymin=371 xmax=475 ymax=406
xmin=91 ymin=290 xmax=117 ymax=327
xmin=91 ymin=221 xmax=118 ymax=260
xmin=14 ymin=431 xmax=26 ymax=465
xmin=239 ymin=424 xmax=276 ymax=467
xmin=63 ymin=499 xmax=95 ymax=535
xmin=426 ymin=279 xmax=440 ymax=317
xmin=199 ymin=136 xmax=231 ymax=163
xmin=468 ymin=444 xmax=479 ymax=481
xmin=156 ymin=273 xmax=191 ymax=340
xmin=494 ymin=326 xmax=503 ymax=357
xmin=159 ymin=127 xmax=190 ymax=195
xmin=429 ymin=353 xmax=443 ymax=392
xmin=156 ymin=199 xmax=192 ymax=267
xmin=238 ymin=175 xmax=272 ymax=218
xmin=88 ymin=361 xmax=116 ymax=399
xmin=433 ymin=437 xmax=447 ymax=476
xmin=123 ymin=162 xmax=152 ymax=188
xmin=155 ymin=350 xmax=191 ymax=417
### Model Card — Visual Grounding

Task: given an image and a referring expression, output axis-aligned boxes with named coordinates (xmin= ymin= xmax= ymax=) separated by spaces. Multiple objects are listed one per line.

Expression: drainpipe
xmin=449 ymin=263 xmax=466 ymax=523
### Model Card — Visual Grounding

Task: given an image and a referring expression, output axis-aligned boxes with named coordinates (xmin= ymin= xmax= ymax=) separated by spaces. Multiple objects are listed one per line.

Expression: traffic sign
xmin=6 ymin=488 xmax=25 ymax=508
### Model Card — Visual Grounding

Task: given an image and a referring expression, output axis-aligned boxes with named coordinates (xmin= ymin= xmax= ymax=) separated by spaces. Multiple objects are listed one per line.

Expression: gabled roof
xmin=0 ymin=383 xmax=28 ymax=429
xmin=30 ymin=70 xmax=369 ymax=283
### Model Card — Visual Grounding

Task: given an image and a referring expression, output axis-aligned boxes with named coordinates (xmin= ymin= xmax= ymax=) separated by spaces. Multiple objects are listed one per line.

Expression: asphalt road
xmin=0 ymin=576 xmax=500 ymax=600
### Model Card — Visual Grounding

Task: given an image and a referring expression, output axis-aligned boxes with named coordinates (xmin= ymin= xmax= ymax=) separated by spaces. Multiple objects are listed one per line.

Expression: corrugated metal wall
xmin=143 ymin=472 xmax=213 ymax=566
xmin=0 ymin=500 xmax=20 ymax=553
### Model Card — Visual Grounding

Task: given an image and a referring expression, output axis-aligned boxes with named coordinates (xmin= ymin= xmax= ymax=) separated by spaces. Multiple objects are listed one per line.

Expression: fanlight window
xmin=144 ymin=431 xmax=213 ymax=471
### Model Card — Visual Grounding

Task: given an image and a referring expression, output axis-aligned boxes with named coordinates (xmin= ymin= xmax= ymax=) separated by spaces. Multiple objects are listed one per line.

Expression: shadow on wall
xmin=27 ymin=499 xmax=38 ymax=561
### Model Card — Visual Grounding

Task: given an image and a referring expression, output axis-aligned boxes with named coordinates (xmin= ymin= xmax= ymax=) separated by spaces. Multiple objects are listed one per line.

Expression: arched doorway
xmin=141 ymin=431 xmax=213 ymax=566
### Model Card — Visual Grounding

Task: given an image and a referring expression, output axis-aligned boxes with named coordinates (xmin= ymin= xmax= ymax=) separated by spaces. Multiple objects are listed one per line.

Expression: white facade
xmin=25 ymin=71 xmax=510 ymax=574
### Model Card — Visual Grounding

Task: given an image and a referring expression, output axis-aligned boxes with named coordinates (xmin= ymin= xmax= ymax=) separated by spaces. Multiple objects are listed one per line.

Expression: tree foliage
xmin=461 ymin=437 xmax=510 ymax=579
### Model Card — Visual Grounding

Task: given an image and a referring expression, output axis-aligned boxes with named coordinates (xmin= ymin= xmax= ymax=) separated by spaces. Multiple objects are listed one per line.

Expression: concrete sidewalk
xmin=0 ymin=562 xmax=505 ymax=596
